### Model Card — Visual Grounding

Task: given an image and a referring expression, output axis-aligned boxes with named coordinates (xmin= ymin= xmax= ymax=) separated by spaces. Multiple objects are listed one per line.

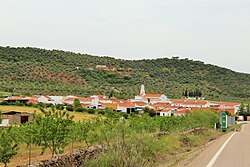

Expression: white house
xmin=159 ymin=109 xmax=172 ymax=117
xmin=38 ymin=96 xmax=63 ymax=105
xmin=117 ymin=102 xmax=135 ymax=114
xmin=180 ymin=101 xmax=209 ymax=108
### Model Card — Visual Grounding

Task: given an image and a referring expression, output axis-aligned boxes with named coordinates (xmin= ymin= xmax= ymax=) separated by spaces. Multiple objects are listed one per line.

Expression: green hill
xmin=0 ymin=46 xmax=249 ymax=101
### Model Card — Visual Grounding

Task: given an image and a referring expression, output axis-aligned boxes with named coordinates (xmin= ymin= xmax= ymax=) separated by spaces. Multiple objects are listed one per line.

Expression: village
xmin=0 ymin=85 xmax=241 ymax=126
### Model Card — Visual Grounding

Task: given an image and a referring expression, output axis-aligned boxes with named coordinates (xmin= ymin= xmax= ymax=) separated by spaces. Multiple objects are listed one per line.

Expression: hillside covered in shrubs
xmin=0 ymin=46 xmax=249 ymax=101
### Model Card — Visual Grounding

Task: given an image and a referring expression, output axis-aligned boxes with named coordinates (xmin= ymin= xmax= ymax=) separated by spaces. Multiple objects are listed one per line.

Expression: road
xmin=187 ymin=123 xmax=250 ymax=167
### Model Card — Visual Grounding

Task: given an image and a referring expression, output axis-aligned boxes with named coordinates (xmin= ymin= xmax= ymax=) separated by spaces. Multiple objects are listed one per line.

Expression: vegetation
xmin=0 ymin=127 xmax=19 ymax=167
xmin=238 ymin=102 xmax=250 ymax=120
xmin=32 ymin=108 xmax=74 ymax=157
xmin=0 ymin=107 xmax=220 ymax=166
xmin=0 ymin=46 xmax=249 ymax=101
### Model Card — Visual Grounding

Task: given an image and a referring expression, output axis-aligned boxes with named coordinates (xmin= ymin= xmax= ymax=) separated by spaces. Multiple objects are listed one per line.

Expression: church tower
xmin=140 ymin=84 xmax=146 ymax=96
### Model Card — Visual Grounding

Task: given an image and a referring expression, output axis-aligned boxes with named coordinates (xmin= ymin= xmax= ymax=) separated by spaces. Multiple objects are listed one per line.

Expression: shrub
xmin=75 ymin=106 xmax=84 ymax=112
xmin=97 ymin=110 xmax=105 ymax=115
xmin=27 ymin=102 xmax=33 ymax=107
xmin=87 ymin=108 xmax=95 ymax=114
xmin=66 ymin=105 xmax=74 ymax=111
xmin=56 ymin=104 xmax=64 ymax=110
xmin=188 ymin=110 xmax=219 ymax=128
xmin=0 ymin=101 xmax=9 ymax=105
xmin=119 ymin=112 xmax=128 ymax=119
xmin=86 ymin=122 xmax=161 ymax=167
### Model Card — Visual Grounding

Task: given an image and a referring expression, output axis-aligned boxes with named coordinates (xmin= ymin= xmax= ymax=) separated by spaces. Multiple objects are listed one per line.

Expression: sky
xmin=0 ymin=0 xmax=250 ymax=73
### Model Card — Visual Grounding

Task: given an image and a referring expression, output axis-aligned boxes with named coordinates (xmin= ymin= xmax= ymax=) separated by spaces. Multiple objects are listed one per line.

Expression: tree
xmin=33 ymin=108 xmax=74 ymax=157
xmin=73 ymin=98 xmax=81 ymax=109
xmin=0 ymin=127 xmax=19 ymax=167
xmin=19 ymin=122 xmax=37 ymax=166
xmin=239 ymin=102 xmax=245 ymax=112
xmin=247 ymin=104 xmax=250 ymax=113
xmin=143 ymin=107 xmax=156 ymax=117
xmin=69 ymin=122 xmax=92 ymax=152
xmin=0 ymin=111 xmax=2 ymax=124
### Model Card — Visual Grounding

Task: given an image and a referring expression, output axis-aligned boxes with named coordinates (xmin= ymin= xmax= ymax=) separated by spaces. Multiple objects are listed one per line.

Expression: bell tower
xmin=140 ymin=84 xmax=146 ymax=96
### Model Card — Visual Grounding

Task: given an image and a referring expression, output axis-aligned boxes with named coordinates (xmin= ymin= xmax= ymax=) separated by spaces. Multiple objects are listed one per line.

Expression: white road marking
xmin=206 ymin=132 xmax=237 ymax=167
xmin=241 ymin=124 xmax=245 ymax=132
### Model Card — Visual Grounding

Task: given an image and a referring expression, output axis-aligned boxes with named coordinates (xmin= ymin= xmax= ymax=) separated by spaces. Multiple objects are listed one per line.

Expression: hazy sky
xmin=1 ymin=0 xmax=250 ymax=73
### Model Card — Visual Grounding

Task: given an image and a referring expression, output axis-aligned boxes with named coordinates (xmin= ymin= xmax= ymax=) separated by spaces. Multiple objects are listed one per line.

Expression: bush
xmin=119 ymin=112 xmax=128 ymax=119
xmin=0 ymin=101 xmax=9 ymax=105
xmin=15 ymin=101 xmax=23 ymax=106
xmin=87 ymin=108 xmax=95 ymax=114
xmin=56 ymin=104 xmax=64 ymax=110
xmin=86 ymin=122 xmax=161 ymax=167
xmin=45 ymin=103 xmax=53 ymax=108
xmin=66 ymin=105 xmax=74 ymax=111
xmin=97 ymin=110 xmax=105 ymax=115
xmin=75 ymin=106 xmax=84 ymax=112
xmin=38 ymin=102 xmax=45 ymax=108
xmin=27 ymin=102 xmax=33 ymax=107
xmin=188 ymin=110 xmax=219 ymax=128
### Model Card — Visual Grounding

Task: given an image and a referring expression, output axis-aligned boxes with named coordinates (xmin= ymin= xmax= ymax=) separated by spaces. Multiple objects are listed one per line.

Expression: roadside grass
xmin=157 ymin=129 xmax=222 ymax=167
xmin=234 ymin=122 xmax=246 ymax=132
xmin=0 ymin=105 xmax=97 ymax=122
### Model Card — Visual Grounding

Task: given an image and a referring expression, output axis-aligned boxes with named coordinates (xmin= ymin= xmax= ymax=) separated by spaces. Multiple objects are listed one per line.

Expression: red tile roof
xmin=134 ymin=102 xmax=147 ymax=106
xmin=174 ymin=108 xmax=189 ymax=115
xmin=118 ymin=102 xmax=135 ymax=108
xmin=78 ymin=97 xmax=93 ymax=101
xmin=28 ymin=99 xmax=38 ymax=104
xmin=211 ymin=102 xmax=240 ymax=107
xmin=183 ymin=101 xmax=208 ymax=105
xmin=150 ymin=102 xmax=171 ymax=108
xmin=172 ymin=99 xmax=186 ymax=104
xmin=160 ymin=109 xmax=171 ymax=113
xmin=6 ymin=96 xmax=29 ymax=101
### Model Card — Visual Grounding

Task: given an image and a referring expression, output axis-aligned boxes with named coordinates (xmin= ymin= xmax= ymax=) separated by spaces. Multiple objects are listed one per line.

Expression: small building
xmin=117 ymin=102 xmax=135 ymax=114
xmin=159 ymin=109 xmax=172 ymax=117
xmin=5 ymin=96 xmax=30 ymax=105
xmin=1 ymin=111 xmax=33 ymax=125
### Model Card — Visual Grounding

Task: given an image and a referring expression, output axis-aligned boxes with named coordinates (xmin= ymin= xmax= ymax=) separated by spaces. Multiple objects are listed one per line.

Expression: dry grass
xmin=0 ymin=142 xmax=87 ymax=167
xmin=0 ymin=105 xmax=97 ymax=122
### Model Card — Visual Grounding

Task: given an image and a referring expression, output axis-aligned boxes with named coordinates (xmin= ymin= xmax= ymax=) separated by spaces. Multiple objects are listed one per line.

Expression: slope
xmin=0 ymin=46 xmax=249 ymax=101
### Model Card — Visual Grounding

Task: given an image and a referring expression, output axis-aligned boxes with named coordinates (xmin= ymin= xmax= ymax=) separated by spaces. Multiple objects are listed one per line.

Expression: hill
xmin=0 ymin=46 xmax=249 ymax=101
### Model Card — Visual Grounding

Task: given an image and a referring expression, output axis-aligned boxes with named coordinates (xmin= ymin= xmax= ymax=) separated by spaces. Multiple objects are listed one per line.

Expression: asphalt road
xmin=187 ymin=123 xmax=250 ymax=167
